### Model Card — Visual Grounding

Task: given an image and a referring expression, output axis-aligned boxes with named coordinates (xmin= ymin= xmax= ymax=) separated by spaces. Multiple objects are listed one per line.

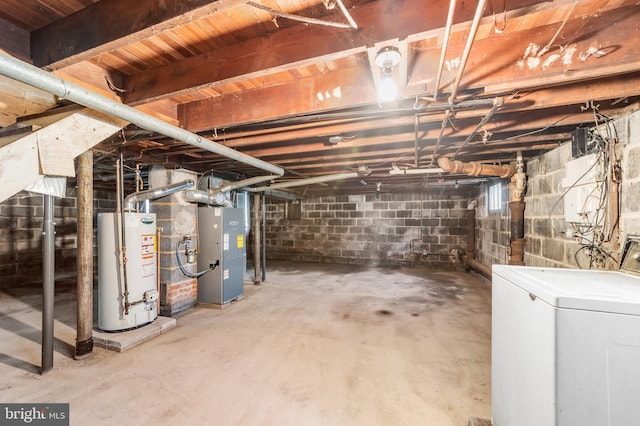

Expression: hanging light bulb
xmin=378 ymin=75 xmax=397 ymax=102
xmin=375 ymin=46 xmax=401 ymax=103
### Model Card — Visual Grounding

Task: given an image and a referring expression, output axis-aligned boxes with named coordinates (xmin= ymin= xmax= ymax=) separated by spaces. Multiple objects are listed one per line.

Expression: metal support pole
xmin=465 ymin=208 xmax=476 ymax=270
xmin=75 ymin=151 xmax=94 ymax=359
xmin=261 ymin=194 xmax=266 ymax=282
xmin=252 ymin=193 xmax=261 ymax=284
xmin=42 ymin=194 xmax=55 ymax=374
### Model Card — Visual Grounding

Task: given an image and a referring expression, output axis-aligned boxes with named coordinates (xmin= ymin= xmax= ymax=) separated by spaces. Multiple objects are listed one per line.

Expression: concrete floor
xmin=0 ymin=261 xmax=491 ymax=425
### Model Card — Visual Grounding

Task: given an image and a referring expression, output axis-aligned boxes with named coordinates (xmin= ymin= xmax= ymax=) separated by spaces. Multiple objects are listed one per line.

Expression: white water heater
xmin=98 ymin=212 xmax=159 ymax=331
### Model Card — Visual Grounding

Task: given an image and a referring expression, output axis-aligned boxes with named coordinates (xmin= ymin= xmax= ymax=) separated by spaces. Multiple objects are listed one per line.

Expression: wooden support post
xmin=75 ymin=150 xmax=94 ymax=359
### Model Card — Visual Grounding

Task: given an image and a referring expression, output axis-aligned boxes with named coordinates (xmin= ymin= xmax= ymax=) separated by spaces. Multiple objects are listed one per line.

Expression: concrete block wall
xmin=475 ymin=180 xmax=511 ymax=268
xmin=523 ymin=142 xmax=578 ymax=267
xmin=616 ymin=109 xmax=640 ymax=241
xmin=149 ymin=166 xmax=199 ymax=316
xmin=0 ymin=184 xmax=116 ymax=289
xmin=265 ymin=190 xmax=473 ymax=268
xmin=463 ymin=109 xmax=640 ymax=270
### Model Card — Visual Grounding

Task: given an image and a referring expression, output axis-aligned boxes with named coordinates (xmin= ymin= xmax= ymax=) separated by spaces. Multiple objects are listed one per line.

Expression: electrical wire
xmin=175 ymin=240 xmax=219 ymax=278
xmin=557 ymin=111 xmax=621 ymax=269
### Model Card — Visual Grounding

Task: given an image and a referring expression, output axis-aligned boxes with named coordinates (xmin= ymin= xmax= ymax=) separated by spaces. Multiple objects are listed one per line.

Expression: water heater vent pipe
xmin=124 ymin=179 xmax=195 ymax=212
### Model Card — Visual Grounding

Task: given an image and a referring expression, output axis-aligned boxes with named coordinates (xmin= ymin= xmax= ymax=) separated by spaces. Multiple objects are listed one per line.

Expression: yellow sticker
xmin=237 ymin=235 xmax=244 ymax=248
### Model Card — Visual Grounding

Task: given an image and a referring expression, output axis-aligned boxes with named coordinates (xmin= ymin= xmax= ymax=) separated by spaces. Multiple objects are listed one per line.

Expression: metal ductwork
xmin=124 ymin=179 xmax=195 ymax=211
xmin=0 ymin=52 xmax=284 ymax=177
xmin=437 ymin=157 xmax=515 ymax=178
xmin=184 ymin=189 xmax=233 ymax=207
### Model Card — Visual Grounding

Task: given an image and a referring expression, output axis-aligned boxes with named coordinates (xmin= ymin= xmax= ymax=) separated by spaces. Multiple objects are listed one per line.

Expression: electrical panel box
xmin=561 ymin=153 xmax=602 ymax=225
xmin=197 ymin=207 xmax=245 ymax=305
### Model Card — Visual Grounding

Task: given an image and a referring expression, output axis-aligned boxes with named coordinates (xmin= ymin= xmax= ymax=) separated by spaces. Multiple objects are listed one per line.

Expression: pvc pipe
xmin=0 ymin=52 xmax=284 ymax=176
xmin=41 ymin=194 xmax=55 ymax=374
xmin=124 ymin=179 xmax=195 ymax=211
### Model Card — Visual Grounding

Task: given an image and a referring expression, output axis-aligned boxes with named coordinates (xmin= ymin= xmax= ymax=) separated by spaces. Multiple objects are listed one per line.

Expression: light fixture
xmin=357 ymin=165 xmax=372 ymax=176
xmin=375 ymin=46 xmax=401 ymax=102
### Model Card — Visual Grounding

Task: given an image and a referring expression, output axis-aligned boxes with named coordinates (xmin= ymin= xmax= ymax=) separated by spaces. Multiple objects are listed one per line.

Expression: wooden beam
xmin=410 ymin=4 xmax=640 ymax=95
xmin=124 ymin=0 xmax=547 ymax=105
xmin=0 ymin=75 xmax=58 ymax=127
xmin=179 ymin=3 xmax=640 ymax=132
xmin=31 ymin=0 xmax=247 ymax=69
xmin=181 ymin=64 xmax=377 ymax=132
xmin=0 ymin=16 xmax=30 ymax=62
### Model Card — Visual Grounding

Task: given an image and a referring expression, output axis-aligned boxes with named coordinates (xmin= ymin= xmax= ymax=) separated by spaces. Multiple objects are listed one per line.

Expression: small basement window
xmin=285 ymin=201 xmax=301 ymax=220
xmin=488 ymin=181 xmax=503 ymax=213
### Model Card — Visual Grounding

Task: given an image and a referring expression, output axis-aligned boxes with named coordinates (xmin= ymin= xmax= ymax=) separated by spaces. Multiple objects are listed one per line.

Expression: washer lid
xmin=492 ymin=265 xmax=640 ymax=315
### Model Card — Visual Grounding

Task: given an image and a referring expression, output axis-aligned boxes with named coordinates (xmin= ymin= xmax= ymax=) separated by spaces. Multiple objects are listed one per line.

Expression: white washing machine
xmin=492 ymin=238 xmax=640 ymax=426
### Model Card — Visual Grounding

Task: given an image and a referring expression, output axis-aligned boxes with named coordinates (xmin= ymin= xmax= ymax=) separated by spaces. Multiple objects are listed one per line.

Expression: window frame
xmin=488 ymin=181 xmax=503 ymax=214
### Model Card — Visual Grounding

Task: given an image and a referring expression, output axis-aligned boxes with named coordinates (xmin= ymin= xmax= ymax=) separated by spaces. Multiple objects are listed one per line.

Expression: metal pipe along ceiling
xmin=432 ymin=0 xmax=457 ymax=99
xmin=0 ymin=52 xmax=284 ymax=177
xmin=249 ymin=171 xmax=361 ymax=191
xmin=430 ymin=0 xmax=488 ymax=164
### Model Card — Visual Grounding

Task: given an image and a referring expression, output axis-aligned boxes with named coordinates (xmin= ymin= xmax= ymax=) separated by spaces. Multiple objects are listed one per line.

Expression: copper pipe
xmin=437 ymin=157 xmax=515 ymax=178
